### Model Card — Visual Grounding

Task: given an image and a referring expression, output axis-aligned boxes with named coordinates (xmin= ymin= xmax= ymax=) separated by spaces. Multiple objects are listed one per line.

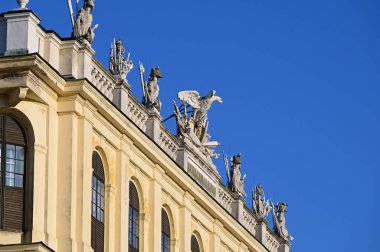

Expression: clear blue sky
xmin=2 ymin=0 xmax=380 ymax=251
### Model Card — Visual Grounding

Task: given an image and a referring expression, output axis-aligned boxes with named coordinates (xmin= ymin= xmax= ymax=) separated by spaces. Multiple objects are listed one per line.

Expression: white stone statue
xmin=252 ymin=184 xmax=271 ymax=220
xmin=173 ymin=90 xmax=222 ymax=160
xmin=270 ymin=201 xmax=293 ymax=241
xmin=109 ymin=39 xmax=133 ymax=80
xmin=139 ymin=62 xmax=162 ymax=112
xmin=68 ymin=0 xmax=98 ymax=44
xmin=223 ymin=153 xmax=246 ymax=196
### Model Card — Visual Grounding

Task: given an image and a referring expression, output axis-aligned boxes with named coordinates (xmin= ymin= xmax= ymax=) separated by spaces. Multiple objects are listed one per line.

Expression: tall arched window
xmin=191 ymin=234 xmax=200 ymax=252
xmin=129 ymin=181 xmax=140 ymax=252
xmin=91 ymin=152 xmax=105 ymax=252
xmin=0 ymin=114 xmax=26 ymax=231
xmin=161 ymin=209 xmax=170 ymax=252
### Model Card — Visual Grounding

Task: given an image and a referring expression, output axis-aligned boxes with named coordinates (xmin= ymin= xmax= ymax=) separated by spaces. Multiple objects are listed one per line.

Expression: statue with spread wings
xmin=174 ymin=90 xmax=222 ymax=160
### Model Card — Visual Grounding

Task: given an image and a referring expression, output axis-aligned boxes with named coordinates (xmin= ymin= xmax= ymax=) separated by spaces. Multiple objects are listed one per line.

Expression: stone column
xmin=231 ymin=194 xmax=245 ymax=223
xmin=254 ymin=220 xmax=268 ymax=245
xmin=3 ymin=11 xmax=40 ymax=56
xmin=145 ymin=108 xmax=162 ymax=143
xmin=77 ymin=43 xmax=95 ymax=80
xmin=112 ymin=79 xmax=131 ymax=115
xmin=278 ymin=242 xmax=290 ymax=252
xmin=179 ymin=192 xmax=193 ymax=252
xmin=149 ymin=165 xmax=164 ymax=251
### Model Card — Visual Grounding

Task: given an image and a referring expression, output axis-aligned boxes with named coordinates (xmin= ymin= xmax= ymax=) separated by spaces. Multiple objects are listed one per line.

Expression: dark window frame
xmin=191 ymin=234 xmax=201 ymax=252
xmin=0 ymin=115 xmax=26 ymax=232
xmin=161 ymin=208 xmax=170 ymax=252
xmin=91 ymin=151 xmax=105 ymax=252
xmin=129 ymin=181 xmax=140 ymax=252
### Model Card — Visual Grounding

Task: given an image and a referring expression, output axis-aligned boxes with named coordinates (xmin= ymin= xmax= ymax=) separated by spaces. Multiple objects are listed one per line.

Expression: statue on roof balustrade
xmin=173 ymin=90 xmax=222 ymax=160
xmin=68 ymin=0 xmax=98 ymax=44
xmin=139 ymin=62 xmax=163 ymax=112
xmin=223 ymin=153 xmax=246 ymax=196
xmin=270 ymin=201 xmax=294 ymax=241
xmin=252 ymin=184 xmax=271 ymax=220
xmin=109 ymin=39 xmax=133 ymax=80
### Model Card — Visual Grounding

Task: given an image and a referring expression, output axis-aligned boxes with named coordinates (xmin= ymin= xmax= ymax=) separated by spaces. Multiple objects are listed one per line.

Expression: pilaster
xmin=179 ymin=192 xmax=193 ymax=252
xmin=45 ymin=106 xmax=59 ymax=250
xmin=210 ymin=219 xmax=223 ymax=252
xmin=149 ymin=165 xmax=164 ymax=251
xmin=115 ymin=135 xmax=132 ymax=251
xmin=56 ymin=112 xmax=79 ymax=252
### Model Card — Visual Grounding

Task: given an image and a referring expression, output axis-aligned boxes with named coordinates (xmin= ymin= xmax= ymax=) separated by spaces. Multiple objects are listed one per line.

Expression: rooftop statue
xmin=174 ymin=90 xmax=222 ymax=160
xmin=223 ymin=153 xmax=246 ymax=196
xmin=139 ymin=62 xmax=163 ymax=112
xmin=68 ymin=0 xmax=98 ymax=44
xmin=252 ymin=184 xmax=271 ymax=220
xmin=270 ymin=201 xmax=293 ymax=241
xmin=109 ymin=39 xmax=133 ymax=80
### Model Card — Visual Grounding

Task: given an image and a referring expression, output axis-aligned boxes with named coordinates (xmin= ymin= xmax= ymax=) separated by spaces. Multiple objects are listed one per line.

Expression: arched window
xmin=0 ymin=114 xmax=26 ymax=231
xmin=161 ymin=208 xmax=170 ymax=252
xmin=129 ymin=181 xmax=140 ymax=252
xmin=91 ymin=152 xmax=105 ymax=252
xmin=191 ymin=234 xmax=200 ymax=252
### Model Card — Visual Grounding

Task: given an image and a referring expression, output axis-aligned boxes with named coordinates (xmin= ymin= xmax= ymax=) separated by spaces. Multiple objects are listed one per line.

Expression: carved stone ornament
xmin=68 ymin=0 xmax=98 ymax=44
xmin=270 ymin=201 xmax=293 ymax=241
xmin=139 ymin=62 xmax=163 ymax=112
xmin=252 ymin=184 xmax=271 ymax=220
xmin=223 ymin=153 xmax=246 ymax=196
xmin=174 ymin=90 xmax=222 ymax=160
xmin=109 ymin=39 xmax=133 ymax=80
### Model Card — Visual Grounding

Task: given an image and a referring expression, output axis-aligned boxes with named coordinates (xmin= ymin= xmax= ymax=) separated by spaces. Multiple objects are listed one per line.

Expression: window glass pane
xmin=6 ymin=144 xmax=15 ymax=158
xmin=92 ymin=176 xmax=96 ymax=190
xmin=97 ymin=193 xmax=101 ymax=206
xmin=97 ymin=180 xmax=101 ymax=193
xmin=101 ymin=196 xmax=104 ymax=209
xmin=15 ymin=174 xmax=23 ymax=187
xmin=100 ymin=182 xmax=105 ymax=195
xmin=6 ymin=159 xmax=15 ymax=172
xmin=92 ymin=189 xmax=97 ymax=203
xmin=5 ymin=173 xmax=14 ymax=186
xmin=97 ymin=206 xmax=101 ymax=220
xmin=15 ymin=146 xmax=24 ymax=160
xmin=15 ymin=160 xmax=24 ymax=174
xmin=92 ymin=203 xmax=96 ymax=217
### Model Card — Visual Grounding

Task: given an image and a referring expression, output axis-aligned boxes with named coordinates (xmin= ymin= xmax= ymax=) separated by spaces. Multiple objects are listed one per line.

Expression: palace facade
xmin=0 ymin=1 xmax=291 ymax=252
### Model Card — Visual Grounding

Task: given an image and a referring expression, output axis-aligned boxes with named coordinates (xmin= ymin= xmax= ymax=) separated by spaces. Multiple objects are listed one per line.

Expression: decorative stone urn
xmin=16 ymin=0 xmax=29 ymax=9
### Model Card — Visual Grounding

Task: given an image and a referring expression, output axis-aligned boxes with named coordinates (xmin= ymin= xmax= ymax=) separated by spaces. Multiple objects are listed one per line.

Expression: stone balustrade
xmin=242 ymin=206 xmax=257 ymax=235
xmin=91 ymin=62 xmax=116 ymax=100
xmin=266 ymin=228 xmax=281 ymax=252
xmin=158 ymin=126 xmax=179 ymax=159
xmin=127 ymin=99 xmax=147 ymax=131
xmin=216 ymin=186 xmax=233 ymax=213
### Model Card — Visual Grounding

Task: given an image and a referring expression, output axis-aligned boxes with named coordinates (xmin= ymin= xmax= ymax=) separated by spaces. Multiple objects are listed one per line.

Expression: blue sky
xmin=2 ymin=0 xmax=380 ymax=251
